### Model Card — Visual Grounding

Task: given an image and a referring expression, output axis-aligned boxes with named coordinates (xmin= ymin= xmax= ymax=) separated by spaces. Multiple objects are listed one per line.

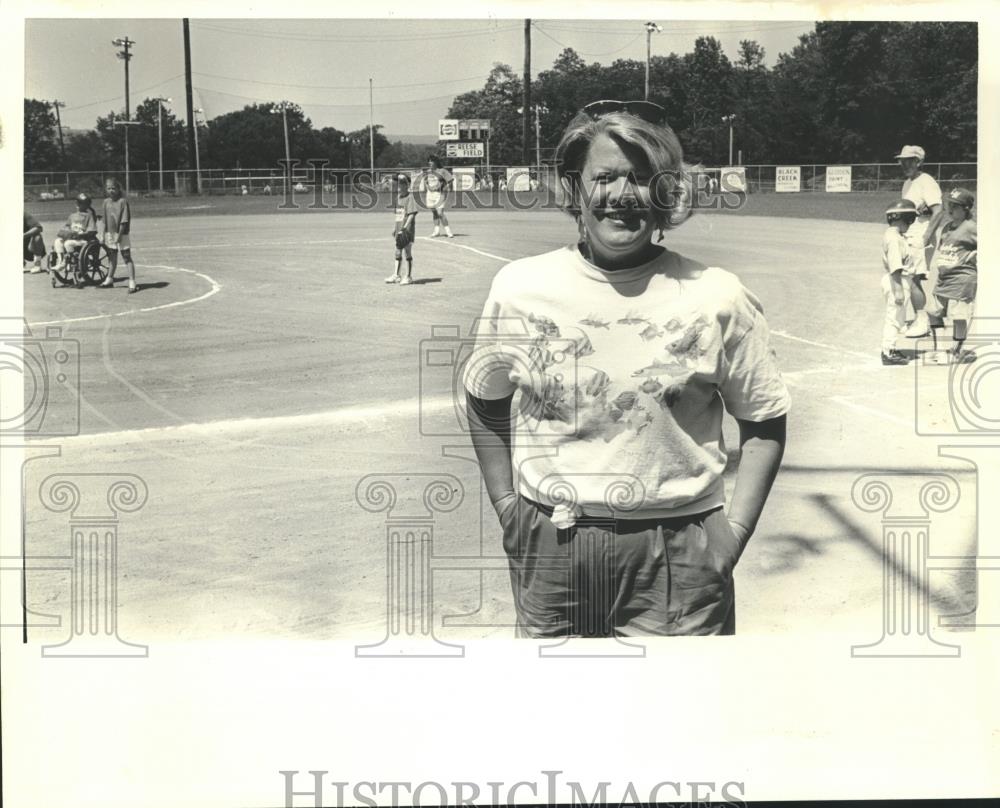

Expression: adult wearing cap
xmin=895 ymin=145 xmax=944 ymax=337
xmin=930 ymin=188 xmax=978 ymax=362
xmin=464 ymin=99 xmax=789 ymax=637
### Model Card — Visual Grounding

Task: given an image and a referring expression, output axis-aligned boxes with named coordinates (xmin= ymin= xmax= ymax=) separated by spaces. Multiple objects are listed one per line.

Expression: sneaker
xmin=399 ymin=276 xmax=412 ymax=286
xmin=29 ymin=266 xmax=43 ymax=274
xmin=384 ymin=274 xmax=400 ymax=284
xmin=881 ymin=351 xmax=909 ymax=366
xmin=952 ymin=348 xmax=977 ymax=364
xmin=903 ymin=312 xmax=930 ymax=338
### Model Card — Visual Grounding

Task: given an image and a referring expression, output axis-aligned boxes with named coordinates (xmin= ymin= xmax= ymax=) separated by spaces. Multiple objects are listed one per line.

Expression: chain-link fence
xmin=24 ymin=162 xmax=975 ymax=201
xmin=733 ymin=163 xmax=977 ymax=194
xmin=24 ymin=164 xmax=561 ymax=201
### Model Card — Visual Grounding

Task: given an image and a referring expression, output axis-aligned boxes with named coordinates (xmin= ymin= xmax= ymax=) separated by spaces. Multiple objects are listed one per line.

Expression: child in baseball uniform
xmin=99 ymin=179 xmax=137 ymax=293
xmin=420 ymin=156 xmax=454 ymax=238
xmin=880 ymin=200 xmax=918 ymax=365
xmin=385 ymin=174 xmax=419 ymax=286
xmin=929 ymin=188 xmax=977 ymax=363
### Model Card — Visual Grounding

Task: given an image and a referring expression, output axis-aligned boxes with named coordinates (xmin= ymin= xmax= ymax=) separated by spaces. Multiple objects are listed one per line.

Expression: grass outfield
xmin=25 ymin=187 xmax=901 ymax=225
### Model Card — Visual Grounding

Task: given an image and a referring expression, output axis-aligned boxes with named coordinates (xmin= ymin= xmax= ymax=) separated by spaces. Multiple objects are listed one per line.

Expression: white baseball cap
xmin=894 ymin=145 xmax=926 ymax=161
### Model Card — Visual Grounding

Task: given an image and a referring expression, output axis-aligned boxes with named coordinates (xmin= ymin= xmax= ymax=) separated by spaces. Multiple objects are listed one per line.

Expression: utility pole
xmin=644 ymin=22 xmax=662 ymax=101
xmin=155 ymin=97 xmax=171 ymax=192
xmin=534 ymin=105 xmax=542 ymax=177
xmin=52 ymin=100 xmax=66 ymax=166
xmin=183 ymin=20 xmax=197 ymax=181
xmin=272 ymin=101 xmax=292 ymax=192
xmin=112 ymin=36 xmax=135 ymax=195
xmin=192 ymin=108 xmax=203 ymax=193
xmin=721 ymin=113 xmax=737 ymax=166
xmin=369 ymin=78 xmax=375 ymax=174
xmin=522 ymin=19 xmax=531 ymax=166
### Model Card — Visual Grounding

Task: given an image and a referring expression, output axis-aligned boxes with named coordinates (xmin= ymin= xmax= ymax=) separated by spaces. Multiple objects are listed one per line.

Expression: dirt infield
xmin=19 ymin=205 xmax=977 ymax=642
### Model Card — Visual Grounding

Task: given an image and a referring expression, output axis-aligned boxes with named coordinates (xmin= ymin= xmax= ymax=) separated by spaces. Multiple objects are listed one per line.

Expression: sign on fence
xmin=721 ymin=166 xmax=747 ymax=193
xmin=506 ymin=167 xmax=532 ymax=191
xmin=826 ymin=166 xmax=852 ymax=193
xmin=452 ymin=167 xmax=476 ymax=191
xmin=776 ymin=166 xmax=801 ymax=193
xmin=446 ymin=142 xmax=484 ymax=159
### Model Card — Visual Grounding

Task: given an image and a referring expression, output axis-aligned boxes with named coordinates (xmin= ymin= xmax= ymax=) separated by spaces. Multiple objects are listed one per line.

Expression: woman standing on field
xmin=463 ymin=100 xmax=790 ymax=637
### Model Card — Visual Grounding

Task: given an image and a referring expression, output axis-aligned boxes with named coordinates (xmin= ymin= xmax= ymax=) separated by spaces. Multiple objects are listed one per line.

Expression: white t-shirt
xmin=902 ymin=172 xmax=942 ymax=235
xmin=463 ymin=245 xmax=791 ymax=520
xmin=421 ymin=169 xmax=453 ymax=208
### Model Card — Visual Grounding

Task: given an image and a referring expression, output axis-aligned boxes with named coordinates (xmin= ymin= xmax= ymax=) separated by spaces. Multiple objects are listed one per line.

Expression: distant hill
xmin=384 ymin=133 xmax=438 ymax=145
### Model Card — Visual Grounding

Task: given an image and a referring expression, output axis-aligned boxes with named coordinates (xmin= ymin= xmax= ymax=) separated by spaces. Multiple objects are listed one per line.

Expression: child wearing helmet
xmin=51 ymin=193 xmax=99 ymax=272
xmin=881 ymin=199 xmax=918 ymax=365
xmin=929 ymin=188 xmax=977 ymax=363
xmin=385 ymin=173 xmax=419 ymax=286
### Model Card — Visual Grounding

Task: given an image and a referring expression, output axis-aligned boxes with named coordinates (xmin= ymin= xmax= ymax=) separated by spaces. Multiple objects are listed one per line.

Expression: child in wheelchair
xmin=51 ymin=193 xmax=99 ymax=279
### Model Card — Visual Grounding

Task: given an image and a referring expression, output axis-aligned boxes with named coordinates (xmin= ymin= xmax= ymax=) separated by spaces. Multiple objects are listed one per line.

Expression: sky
xmin=25 ymin=18 xmax=814 ymax=137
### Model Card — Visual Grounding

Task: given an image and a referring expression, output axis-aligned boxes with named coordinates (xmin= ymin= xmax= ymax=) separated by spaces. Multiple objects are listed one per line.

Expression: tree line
xmin=25 ymin=21 xmax=976 ymax=175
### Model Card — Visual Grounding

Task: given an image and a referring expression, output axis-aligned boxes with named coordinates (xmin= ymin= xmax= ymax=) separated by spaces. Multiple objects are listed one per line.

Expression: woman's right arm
xmin=466 ymin=391 xmax=517 ymax=518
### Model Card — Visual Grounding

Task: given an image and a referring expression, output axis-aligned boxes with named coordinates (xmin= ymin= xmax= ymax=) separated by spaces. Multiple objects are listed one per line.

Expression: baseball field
xmin=19 ymin=190 xmax=979 ymax=643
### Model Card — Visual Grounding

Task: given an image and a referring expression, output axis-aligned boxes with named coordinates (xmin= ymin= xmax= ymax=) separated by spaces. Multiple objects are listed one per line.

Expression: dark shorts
xmin=500 ymin=496 xmax=739 ymax=637
xmin=24 ymin=233 xmax=45 ymax=260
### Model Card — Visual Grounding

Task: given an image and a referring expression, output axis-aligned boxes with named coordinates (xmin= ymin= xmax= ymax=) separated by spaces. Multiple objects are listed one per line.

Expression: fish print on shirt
xmin=528 ymin=312 xmax=560 ymax=337
xmin=639 ymin=323 xmax=663 ymax=342
xmin=521 ymin=309 xmax=711 ymax=438
xmin=578 ymin=315 xmax=611 ymax=329
xmin=617 ymin=311 xmax=649 ymax=325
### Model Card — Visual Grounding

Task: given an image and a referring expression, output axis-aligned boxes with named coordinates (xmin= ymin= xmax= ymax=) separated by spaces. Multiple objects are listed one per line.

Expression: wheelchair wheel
xmin=47 ymin=251 xmax=73 ymax=287
xmin=80 ymin=241 xmax=110 ymax=285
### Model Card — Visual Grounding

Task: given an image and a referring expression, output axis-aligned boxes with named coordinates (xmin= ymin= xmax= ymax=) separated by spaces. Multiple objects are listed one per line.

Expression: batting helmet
xmin=75 ymin=193 xmax=91 ymax=205
xmin=885 ymin=199 xmax=917 ymax=219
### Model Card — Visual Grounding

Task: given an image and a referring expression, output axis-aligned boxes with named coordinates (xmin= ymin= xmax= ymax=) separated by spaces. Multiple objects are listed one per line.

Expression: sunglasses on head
xmin=582 ymin=99 xmax=668 ymax=125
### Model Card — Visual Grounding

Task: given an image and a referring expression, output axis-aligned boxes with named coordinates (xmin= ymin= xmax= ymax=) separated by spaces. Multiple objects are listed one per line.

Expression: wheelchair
xmin=47 ymin=238 xmax=111 ymax=288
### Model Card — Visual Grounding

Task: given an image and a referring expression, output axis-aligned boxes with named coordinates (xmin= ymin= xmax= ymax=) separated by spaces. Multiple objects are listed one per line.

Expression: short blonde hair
xmin=555 ymin=111 xmax=694 ymax=230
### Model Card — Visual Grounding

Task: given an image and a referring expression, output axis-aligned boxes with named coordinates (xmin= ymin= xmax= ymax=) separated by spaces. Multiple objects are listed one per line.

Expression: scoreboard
xmin=438 ymin=118 xmax=491 ymax=142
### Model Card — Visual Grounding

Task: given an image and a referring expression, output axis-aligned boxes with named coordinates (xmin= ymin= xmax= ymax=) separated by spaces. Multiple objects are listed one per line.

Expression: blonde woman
xmin=464 ymin=100 xmax=789 ymax=637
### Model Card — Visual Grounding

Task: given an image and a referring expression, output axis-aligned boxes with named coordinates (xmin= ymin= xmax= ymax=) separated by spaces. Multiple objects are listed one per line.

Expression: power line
xmin=62 ymin=74 xmax=185 ymax=112
xmin=537 ymin=20 xmax=812 ymax=36
xmin=191 ymin=21 xmax=521 ymax=43
xmin=194 ymin=86 xmax=466 ymax=109
xmin=531 ymin=24 xmax=644 ymax=58
xmin=191 ymin=70 xmax=490 ymax=91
